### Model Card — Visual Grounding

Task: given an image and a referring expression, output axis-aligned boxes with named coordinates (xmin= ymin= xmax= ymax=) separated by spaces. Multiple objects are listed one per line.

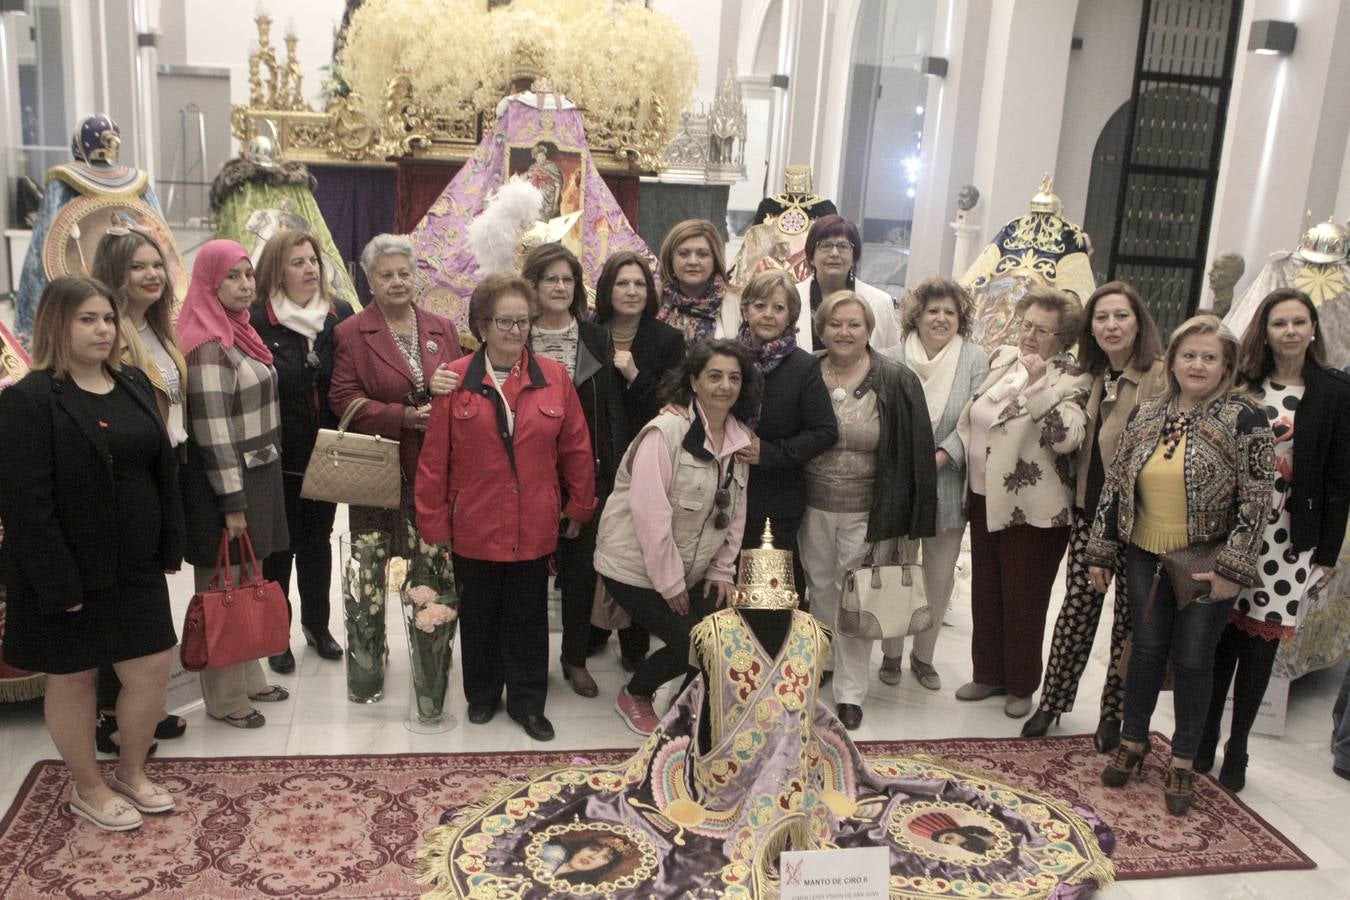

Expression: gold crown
xmin=783 ymin=164 xmax=813 ymax=194
xmin=1028 ymin=173 xmax=1063 ymax=215
xmin=731 ymin=521 xmax=799 ymax=610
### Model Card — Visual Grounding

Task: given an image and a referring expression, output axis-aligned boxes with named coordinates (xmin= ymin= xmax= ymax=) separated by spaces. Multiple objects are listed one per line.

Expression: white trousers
xmin=882 ymin=525 xmax=965 ymax=664
xmin=799 ymin=506 xmax=875 ymax=705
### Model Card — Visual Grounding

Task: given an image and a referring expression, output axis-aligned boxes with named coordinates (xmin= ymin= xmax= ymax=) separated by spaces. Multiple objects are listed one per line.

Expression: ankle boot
xmin=1164 ymin=766 xmax=1196 ymax=815
xmin=1218 ymin=743 xmax=1248 ymax=792
xmin=1102 ymin=740 xmax=1149 ymax=787
xmin=1093 ymin=718 xmax=1122 ymax=753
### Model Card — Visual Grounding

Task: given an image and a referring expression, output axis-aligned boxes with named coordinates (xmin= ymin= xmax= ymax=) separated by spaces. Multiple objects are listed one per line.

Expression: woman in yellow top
xmin=1085 ymin=315 xmax=1274 ymax=816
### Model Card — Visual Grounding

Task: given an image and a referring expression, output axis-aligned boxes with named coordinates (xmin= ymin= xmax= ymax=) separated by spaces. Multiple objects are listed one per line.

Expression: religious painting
xmin=43 ymin=196 xmax=190 ymax=310
xmin=241 ymin=200 xmax=352 ymax=306
xmin=507 ymin=140 xmax=586 ymax=253
xmin=888 ymin=802 xmax=1013 ymax=865
xmin=523 ymin=822 xmax=655 ymax=893
xmin=970 ymin=271 xmax=1046 ymax=354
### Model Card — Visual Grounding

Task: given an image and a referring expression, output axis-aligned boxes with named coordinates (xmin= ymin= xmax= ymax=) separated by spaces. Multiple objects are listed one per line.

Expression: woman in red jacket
xmin=416 ymin=273 xmax=596 ymax=742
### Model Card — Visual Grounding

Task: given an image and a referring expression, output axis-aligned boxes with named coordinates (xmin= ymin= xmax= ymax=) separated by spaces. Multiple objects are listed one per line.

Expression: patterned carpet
xmin=0 ymin=734 xmax=1312 ymax=898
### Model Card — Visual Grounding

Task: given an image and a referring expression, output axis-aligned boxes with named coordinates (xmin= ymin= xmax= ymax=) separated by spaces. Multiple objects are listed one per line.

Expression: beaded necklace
xmin=1161 ymin=404 xmax=1195 ymax=460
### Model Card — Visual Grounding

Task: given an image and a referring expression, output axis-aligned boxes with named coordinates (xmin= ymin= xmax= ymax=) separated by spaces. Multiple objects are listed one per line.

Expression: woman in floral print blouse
xmin=955 ymin=286 xmax=1091 ymax=720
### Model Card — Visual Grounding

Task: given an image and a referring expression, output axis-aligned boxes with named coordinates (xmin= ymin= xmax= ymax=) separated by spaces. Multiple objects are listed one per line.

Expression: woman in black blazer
xmin=0 ymin=276 xmax=185 ymax=832
xmin=523 ymin=243 xmax=626 ymax=696
xmin=1197 ymin=288 xmax=1350 ymax=792
xmin=595 ymin=251 xmax=687 ymax=448
xmin=250 ymin=229 xmax=355 ymax=673
xmin=590 ymin=251 xmax=686 ymax=669
xmin=734 ymin=269 xmax=837 ymax=590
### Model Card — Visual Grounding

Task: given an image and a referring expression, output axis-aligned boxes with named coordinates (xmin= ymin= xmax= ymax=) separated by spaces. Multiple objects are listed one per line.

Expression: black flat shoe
xmin=154 ymin=714 xmax=187 ymax=740
xmin=512 ymin=713 xmax=555 ymax=742
xmin=836 ymin=703 xmax=862 ymax=731
xmin=467 ymin=703 xmax=497 ymax=725
xmin=561 ymin=661 xmax=599 ymax=698
xmin=1021 ymin=709 xmax=1060 ymax=737
xmin=1093 ymin=718 xmax=1122 ymax=753
xmin=95 ymin=713 xmax=157 ymax=757
xmin=302 ymin=626 xmax=344 ymax=660
xmin=268 ymin=649 xmax=296 ymax=674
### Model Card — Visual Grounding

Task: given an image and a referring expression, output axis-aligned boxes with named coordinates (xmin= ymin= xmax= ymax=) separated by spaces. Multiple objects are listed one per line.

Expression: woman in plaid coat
xmin=177 ymin=239 xmax=290 ymax=729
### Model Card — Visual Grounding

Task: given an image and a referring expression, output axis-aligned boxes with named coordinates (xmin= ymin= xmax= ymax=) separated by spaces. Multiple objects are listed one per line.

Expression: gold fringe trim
xmin=902 ymin=752 xmax=1116 ymax=894
xmin=45 ymin=165 xmax=150 ymax=199
xmin=0 ymin=674 xmax=45 ymax=703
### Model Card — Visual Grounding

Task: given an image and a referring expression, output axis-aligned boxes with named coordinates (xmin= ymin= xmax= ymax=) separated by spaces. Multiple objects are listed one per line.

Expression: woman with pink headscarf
xmin=177 ymin=239 xmax=290 ymax=728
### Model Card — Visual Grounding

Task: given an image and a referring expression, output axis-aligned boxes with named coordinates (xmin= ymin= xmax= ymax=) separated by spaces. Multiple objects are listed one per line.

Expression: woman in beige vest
xmin=594 ymin=340 xmax=761 ymax=736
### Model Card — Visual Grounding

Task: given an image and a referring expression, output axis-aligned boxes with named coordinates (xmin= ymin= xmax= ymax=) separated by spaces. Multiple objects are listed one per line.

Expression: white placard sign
xmin=165 ymin=648 xmax=204 ymax=714
xmin=780 ymin=846 xmax=889 ymax=900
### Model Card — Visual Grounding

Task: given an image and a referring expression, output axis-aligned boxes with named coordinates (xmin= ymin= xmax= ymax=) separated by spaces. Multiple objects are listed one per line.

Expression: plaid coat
xmin=181 ymin=340 xmax=288 ymax=565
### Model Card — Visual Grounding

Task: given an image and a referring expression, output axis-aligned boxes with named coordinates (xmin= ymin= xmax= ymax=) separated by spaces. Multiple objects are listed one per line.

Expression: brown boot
xmin=1101 ymin=740 xmax=1149 ymax=787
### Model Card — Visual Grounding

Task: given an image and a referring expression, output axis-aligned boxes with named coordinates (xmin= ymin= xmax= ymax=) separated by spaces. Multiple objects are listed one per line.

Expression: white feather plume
xmin=468 ymin=177 xmax=544 ymax=276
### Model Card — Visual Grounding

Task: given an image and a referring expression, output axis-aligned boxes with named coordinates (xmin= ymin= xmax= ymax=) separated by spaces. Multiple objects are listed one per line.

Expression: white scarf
xmin=905 ymin=331 xmax=963 ymax=428
xmin=985 ymin=356 xmax=1030 ymax=404
xmin=269 ymin=289 xmax=329 ymax=349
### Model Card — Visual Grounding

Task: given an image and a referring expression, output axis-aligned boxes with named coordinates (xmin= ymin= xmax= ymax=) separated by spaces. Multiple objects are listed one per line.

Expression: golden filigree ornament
xmin=730 ymin=522 xmax=800 ymax=610
xmin=1294 ymin=261 xmax=1348 ymax=308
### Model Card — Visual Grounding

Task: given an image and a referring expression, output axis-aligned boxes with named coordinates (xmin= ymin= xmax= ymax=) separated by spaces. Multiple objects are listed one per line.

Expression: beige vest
xmin=594 ymin=413 xmax=747 ymax=590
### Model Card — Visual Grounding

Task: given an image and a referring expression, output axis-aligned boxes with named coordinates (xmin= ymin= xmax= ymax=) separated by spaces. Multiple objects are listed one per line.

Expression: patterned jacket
xmin=185 ymin=340 xmax=282 ymax=513
xmin=957 ymin=344 xmax=1091 ymax=531
xmin=1085 ymin=393 xmax=1275 ymax=587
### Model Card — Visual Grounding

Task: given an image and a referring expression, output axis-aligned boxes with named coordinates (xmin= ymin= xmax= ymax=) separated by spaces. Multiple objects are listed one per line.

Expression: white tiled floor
xmin=2 ymin=522 xmax=1349 ymax=898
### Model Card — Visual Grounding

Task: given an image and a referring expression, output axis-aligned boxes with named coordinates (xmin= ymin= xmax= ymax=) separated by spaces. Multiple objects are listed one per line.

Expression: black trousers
xmin=1201 ymin=621 xmax=1281 ymax=756
xmin=603 ymin=577 xmax=717 ymax=697
xmin=262 ymin=472 xmax=338 ymax=631
xmin=556 ymin=516 xmax=600 ymax=668
xmin=454 ymin=554 xmax=550 ymax=718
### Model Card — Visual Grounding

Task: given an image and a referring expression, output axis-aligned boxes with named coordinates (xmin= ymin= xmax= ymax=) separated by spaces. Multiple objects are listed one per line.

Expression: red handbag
xmin=180 ymin=531 xmax=290 ymax=672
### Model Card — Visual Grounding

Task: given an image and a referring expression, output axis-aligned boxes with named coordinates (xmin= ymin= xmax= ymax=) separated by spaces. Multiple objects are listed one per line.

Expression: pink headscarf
xmin=175 ymin=239 xmax=273 ymax=364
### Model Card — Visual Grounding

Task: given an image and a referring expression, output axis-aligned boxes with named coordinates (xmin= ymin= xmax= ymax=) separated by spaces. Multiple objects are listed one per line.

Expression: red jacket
xmin=329 ymin=303 xmax=463 ymax=482
xmin=415 ymin=347 xmax=597 ymax=562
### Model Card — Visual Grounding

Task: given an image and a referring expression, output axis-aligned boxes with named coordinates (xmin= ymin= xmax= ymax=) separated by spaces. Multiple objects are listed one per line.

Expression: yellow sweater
xmin=1133 ymin=434 xmax=1189 ymax=553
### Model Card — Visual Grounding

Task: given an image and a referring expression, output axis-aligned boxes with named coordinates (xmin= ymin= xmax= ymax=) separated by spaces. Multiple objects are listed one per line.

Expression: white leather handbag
xmin=839 ymin=539 xmax=932 ymax=640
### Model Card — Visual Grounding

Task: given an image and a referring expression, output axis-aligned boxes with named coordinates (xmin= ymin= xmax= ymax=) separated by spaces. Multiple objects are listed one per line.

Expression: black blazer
xmin=617 ymin=316 xmax=685 ymax=449
xmin=744 ymin=347 xmax=837 ymax=524
xmin=251 ymin=298 xmax=356 ymax=475
xmin=0 ymin=365 xmax=185 ymax=615
xmin=864 ymin=352 xmax=938 ymax=542
xmin=574 ymin=320 xmax=626 ymax=498
xmin=1281 ymin=362 xmax=1350 ymax=566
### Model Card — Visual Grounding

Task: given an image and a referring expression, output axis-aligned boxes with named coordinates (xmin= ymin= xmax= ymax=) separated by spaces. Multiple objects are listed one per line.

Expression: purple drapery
xmin=310 ymin=163 xmax=398 ymax=301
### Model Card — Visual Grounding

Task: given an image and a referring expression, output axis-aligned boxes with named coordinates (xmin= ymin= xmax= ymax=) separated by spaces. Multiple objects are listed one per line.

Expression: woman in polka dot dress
xmin=1198 ymin=288 xmax=1350 ymax=792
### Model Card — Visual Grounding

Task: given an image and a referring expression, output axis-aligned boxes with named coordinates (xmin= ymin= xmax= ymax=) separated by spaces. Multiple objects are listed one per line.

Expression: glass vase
xmin=399 ymin=524 xmax=459 ymax=733
xmin=341 ymin=530 xmax=390 ymax=703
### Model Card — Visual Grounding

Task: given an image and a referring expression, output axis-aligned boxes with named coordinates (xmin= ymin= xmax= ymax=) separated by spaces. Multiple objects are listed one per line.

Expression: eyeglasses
xmin=540 ymin=275 xmax=575 ymax=287
xmin=817 ymin=240 xmax=854 ymax=255
xmin=492 ymin=316 xmax=531 ymax=333
xmin=1015 ymin=318 xmax=1060 ymax=339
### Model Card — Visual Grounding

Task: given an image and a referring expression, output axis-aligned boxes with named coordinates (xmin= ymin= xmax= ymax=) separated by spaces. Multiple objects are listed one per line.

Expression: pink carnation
xmin=407 ymin=585 xmax=438 ymax=608
xmin=415 ymin=604 xmax=457 ymax=633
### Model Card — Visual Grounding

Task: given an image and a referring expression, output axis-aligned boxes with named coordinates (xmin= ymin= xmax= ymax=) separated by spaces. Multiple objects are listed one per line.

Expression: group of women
xmin=2 ymin=204 xmax=1347 ymax=832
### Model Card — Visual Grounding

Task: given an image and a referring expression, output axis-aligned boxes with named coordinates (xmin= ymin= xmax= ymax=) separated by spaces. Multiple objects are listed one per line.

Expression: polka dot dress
xmin=1234 ymin=379 xmax=1311 ymax=638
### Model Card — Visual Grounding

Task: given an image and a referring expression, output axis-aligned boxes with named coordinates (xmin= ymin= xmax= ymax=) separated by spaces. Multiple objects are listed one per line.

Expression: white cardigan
xmin=794 ymin=278 xmax=900 ymax=352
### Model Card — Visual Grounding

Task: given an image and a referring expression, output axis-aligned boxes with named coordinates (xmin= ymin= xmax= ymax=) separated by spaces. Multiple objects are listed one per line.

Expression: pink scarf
xmin=175 ymin=239 xmax=273 ymax=364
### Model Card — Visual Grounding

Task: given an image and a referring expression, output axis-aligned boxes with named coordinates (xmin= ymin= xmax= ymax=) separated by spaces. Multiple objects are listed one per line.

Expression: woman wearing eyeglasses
xmin=955 ymin=286 xmax=1090 ymax=719
xmin=794 ymin=215 xmax=900 ymax=352
xmin=416 ymin=273 xmax=596 ymax=743
xmin=523 ymin=243 xmax=624 ymax=697
xmin=330 ymin=234 xmax=462 ymax=568
xmin=249 ymin=229 xmax=354 ymax=674
xmin=594 ymin=340 xmax=760 ymax=736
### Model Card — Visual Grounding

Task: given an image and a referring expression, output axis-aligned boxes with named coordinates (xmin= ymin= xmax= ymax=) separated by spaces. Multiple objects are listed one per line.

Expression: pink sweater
xmin=628 ymin=405 xmax=750 ymax=599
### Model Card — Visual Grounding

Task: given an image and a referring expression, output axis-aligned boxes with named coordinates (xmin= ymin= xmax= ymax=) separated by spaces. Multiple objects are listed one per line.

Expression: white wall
xmin=1205 ymin=0 xmax=1350 ymax=304
xmin=1053 ymin=0 xmax=1141 ymax=228
xmin=653 ymin=0 xmax=728 ymax=106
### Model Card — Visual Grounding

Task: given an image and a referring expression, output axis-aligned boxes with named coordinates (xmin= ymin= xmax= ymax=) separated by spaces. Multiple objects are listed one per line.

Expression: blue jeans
xmin=1334 ymin=663 xmax=1350 ymax=771
xmin=1121 ymin=544 xmax=1236 ymax=760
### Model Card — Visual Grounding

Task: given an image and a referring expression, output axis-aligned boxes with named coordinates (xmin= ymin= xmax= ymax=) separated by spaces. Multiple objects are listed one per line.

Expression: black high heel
xmin=302 ymin=625 xmax=344 ymax=660
xmin=95 ymin=713 xmax=158 ymax=757
xmin=1020 ymin=709 xmax=1060 ymax=737
xmin=1093 ymin=718 xmax=1122 ymax=753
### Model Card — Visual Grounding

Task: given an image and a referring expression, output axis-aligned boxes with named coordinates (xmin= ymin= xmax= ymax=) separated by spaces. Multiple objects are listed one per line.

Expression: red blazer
xmin=415 ymin=347 xmax=597 ymax=562
xmin=330 ymin=303 xmax=463 ymax=482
